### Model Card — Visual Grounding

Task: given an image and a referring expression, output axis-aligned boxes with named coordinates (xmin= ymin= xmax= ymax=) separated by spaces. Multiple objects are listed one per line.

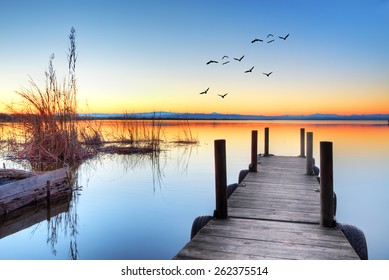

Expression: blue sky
xmin=1 ymin=0 xmax=388 ymax=115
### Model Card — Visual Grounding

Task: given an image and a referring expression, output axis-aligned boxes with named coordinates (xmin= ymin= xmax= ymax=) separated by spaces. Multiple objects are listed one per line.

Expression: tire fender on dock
xmin=190 ymin=215 xmax=213 ymax=239
xmin=238 ymin=169 xmax=249 ymax=183
xmin=337 ymin=223 xmax=368 ymax=260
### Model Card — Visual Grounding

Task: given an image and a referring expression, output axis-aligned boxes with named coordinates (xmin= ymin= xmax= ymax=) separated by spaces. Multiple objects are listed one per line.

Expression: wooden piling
xmin=320 ymin=141 xmax=335 ymax=227
xmin=214 ymin=139 xmax=228 ymax=219
xmin=46 ymin=180 xmax=51 ymax=200
xmin=299 ymin=128 xmax=306 ymax=157
xmin=46 ymin=180 xmax=51 ymax=221
xmin=306 ymin=132 xmax=313 ymax=175
xmin=264 ymin=127 xmax=269 ymax=156
xmin=250 ymin=130 xmax=258 ymax=172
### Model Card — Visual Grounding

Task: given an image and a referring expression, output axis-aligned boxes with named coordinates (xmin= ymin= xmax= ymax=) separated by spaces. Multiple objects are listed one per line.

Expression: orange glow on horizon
xmin=2 ymin=86 xmax=389 ymax=116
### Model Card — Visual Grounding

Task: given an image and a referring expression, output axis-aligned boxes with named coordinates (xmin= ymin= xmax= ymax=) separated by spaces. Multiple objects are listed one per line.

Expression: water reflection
xmin=0 ymin=120 xmax=388 ymax=259
xmin=43 ymin=149 xmax=170 ymax=259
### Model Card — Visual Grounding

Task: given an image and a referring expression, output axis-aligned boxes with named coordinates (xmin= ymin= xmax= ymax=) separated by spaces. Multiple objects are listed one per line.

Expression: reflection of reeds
xmin=171 ymin=119 xmax=199 ymax=145
xmin=46 ymin=166 xmax=81 ymax=259
xmin=102 ymin=114 xmax=165 ymax=155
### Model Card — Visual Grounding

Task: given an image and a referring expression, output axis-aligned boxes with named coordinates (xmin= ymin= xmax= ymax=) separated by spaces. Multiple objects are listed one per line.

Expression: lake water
xmin=0 ymin=120 xmax=388 ymax=260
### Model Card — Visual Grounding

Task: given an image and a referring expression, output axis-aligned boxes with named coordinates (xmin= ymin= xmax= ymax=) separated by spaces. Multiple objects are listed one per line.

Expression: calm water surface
xmin=0 ymin=120 xmax=388 ymax=259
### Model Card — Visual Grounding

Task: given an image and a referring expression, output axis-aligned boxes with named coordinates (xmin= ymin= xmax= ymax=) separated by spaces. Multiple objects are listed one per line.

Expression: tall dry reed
xmin=103 ymin=113 xmax=165 ymax=154
xmin=10 ymin=27 xmax=90 ymax=165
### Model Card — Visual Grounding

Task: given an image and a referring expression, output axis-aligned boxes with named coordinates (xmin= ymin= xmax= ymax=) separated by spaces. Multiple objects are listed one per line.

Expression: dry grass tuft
xmin=171 ymin=120 xmax=199 ymax=145
xmin=8 ymin=27 xmax=91 ymax=165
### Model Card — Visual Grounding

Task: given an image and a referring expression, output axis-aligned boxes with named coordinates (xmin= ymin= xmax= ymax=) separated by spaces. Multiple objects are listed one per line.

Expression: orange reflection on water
xmin=2 ymin=119 xmax=388 ymax=161
xmin=160 ymin=120 xmax=389 ymax=160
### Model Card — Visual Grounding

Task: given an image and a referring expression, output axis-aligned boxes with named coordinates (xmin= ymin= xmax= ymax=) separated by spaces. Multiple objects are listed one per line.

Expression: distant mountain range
xmin=82 ymin=112 xmax=389 ymax=121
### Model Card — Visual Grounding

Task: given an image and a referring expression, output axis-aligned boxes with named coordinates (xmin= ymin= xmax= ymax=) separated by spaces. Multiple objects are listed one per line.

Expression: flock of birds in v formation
xmin=200 ymin=33 xmax=289 ymax=99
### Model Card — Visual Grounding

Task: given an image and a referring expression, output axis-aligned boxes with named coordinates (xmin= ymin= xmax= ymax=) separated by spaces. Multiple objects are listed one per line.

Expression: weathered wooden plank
xmin=176 ymin=233 xmax=358 ymax=260
xmin=229 ymin=158 xmax=321 ymax=223
xmin=175 ymin=218 xmax=359 ymax=260
xmin=228 ymin=207 xmax=319 ymax=224
xmin=174 ymin=156 xmax=359 ymax=260
xmin=0 ymin=167 xmax=70 ymax=215
xmin=0 ymin=167 xmax=69 ymax=200
xmin=0 ymin=169 xmax=37 ymax=179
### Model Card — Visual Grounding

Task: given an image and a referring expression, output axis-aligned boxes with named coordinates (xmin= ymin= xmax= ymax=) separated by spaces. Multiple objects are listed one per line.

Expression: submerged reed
xmin=102 ymin=113 xmax=165 ymax=155
xmin=171 ymin=119 xmax=199 ymax=145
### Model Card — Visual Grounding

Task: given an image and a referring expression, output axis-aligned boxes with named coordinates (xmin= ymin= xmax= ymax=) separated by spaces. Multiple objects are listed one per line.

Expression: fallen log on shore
xmin=0 ymin=167 xmax=71 ymax=215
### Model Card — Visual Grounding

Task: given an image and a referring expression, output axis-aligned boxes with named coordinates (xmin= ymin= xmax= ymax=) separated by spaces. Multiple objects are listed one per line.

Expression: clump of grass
xmin=9 ymin=27 xmax=91 ymax=165
xmin=102 ymin=113 xmax=165 ymax=155
xmin=78 ymin=119 xmax=104 ymax=147
xmin=171 ymin=119 xmax=199 ymax=145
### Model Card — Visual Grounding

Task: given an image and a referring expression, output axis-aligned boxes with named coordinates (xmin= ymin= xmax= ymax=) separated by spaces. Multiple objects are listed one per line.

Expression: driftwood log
xmin=0 ymin=167 xmax=70 ymax=215
xmin=0 ymin=169 xmax=38 ymax=179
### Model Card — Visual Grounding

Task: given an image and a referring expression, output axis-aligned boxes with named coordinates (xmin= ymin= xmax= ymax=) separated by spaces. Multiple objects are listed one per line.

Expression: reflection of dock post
xmin=214 ymin=139 xmax=228 ymax=219
xmin=250 ymin=130 xmax=258 ymax=172
xmin=299 ymin=128 xmax=306 ymax=157
xmin=264 ymin=127 xmax=269 ymax=156
xmin=306 ymin=132 xmax=314 ymax=175
xmin=320 ymin=141 xmax=335 ymax=227
xmin=46 ymin=180 xmax=51 ymax=221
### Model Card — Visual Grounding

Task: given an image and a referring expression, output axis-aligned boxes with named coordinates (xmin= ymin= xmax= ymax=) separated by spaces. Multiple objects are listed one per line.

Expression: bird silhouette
xmin=234 ymin=55 xmax=244 ymax=62
xmin=199 ymin=87 xmax=209 ymax=94
xmin=267 ymin=39 xmax=275 ymax=43
xmin=251 ymin=38 xmax=263 ymax=43
xmin=267 ymin=34 xmax=274 ymax=38
xmin=262 ymin=72 xmax=273 ymax=77
xmin=222 ymin=55 xmax=229 ymax=59
xmin=279 ymin=34 xmax=289 ymax=40
xmin=218 ymin=93 xmax=228 ymax=98
xmin=222 ymin=61 xmax=230 ymax=65
xmin=245 ymin=66 xmax=254 ymax=73
xmin=206 ymin=60 xmax=218 ymax=65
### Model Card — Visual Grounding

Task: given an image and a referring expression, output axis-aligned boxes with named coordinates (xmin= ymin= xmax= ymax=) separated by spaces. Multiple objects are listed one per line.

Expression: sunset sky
xmin=1 ymin=0 xmax=388 ymax=116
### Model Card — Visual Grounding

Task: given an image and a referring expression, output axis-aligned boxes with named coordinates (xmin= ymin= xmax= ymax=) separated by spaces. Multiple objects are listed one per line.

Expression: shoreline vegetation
xmin=0 ymin=28 xmax=198 ymax=170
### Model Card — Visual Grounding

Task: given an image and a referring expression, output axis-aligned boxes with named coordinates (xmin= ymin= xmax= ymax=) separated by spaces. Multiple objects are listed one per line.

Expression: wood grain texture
xmin=174 ymin=156 xmax=359 ymax=260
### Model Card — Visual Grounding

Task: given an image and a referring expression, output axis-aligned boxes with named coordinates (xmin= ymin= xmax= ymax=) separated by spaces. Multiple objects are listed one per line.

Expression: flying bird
xmin=222 ymin=61 xmax=230 ymax=65
xmin=199 ymin=87 xmax=209 ymax=94
xmin=262 ymin=72 xmax=273 ymax=77
xmin=267 ymin=34 xmax=274 ymax=38
xmin=251 ymin=38 xmax=263 ymax=43
xmin=279 ymin=34 xmax=289 ymax=40
xmin=245 ymin=66 xmax=254 ymax=73
xmin=234 ymin=55 xmax=244 ymax=62
xmin=222 ymin=55 xmax=229 ymax=59
xmin=267 ymin=39 xmax=275 ymax=43
xmin=206 ymin=60 xmax=218 ymax=65
xmin=218 ymin=93 xmax=228 ymax=98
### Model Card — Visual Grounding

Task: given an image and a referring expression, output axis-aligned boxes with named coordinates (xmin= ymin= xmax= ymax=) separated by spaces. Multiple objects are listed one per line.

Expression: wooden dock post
xmin=306 ymin=132 xmax=314 ymax=175
xmin=214 ymin=139 xmax=228 ymax=219
xmin=264 ymin=127 xmax=269 ymax=156
xmin=46 ymin=180 xmax=51 ymax=200
xmin=320 ymin=141 xmax=335 ymax=227
xmin=250 ymin=130 xmax=258 ymax=172
xmin=299 ymin=128 xmax=306 ymax=157
xmin=46 ymin=180 xmax=51 ymax=221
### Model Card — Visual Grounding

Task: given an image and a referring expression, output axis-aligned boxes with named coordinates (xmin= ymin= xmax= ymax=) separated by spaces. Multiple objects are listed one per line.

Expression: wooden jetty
xmin=0 ymin=167 xmax=71 ymax=216
xmin=174 ymin=129 xmax=362 ymax=260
